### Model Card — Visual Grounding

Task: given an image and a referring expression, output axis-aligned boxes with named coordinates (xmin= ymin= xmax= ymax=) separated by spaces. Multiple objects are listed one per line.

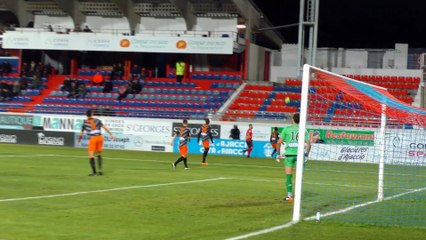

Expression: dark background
xmin=252 ymin=0 xmax=426 ymax=49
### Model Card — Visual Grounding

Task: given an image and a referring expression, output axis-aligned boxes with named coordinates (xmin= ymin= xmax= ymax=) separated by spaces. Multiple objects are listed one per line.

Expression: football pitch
xmin=0 ymin=145 xmax=425 ymax=240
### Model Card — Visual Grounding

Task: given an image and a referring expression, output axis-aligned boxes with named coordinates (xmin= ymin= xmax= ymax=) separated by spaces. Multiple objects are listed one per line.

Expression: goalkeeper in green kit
xmin=276 ymin=113 xmax=312 ymax=202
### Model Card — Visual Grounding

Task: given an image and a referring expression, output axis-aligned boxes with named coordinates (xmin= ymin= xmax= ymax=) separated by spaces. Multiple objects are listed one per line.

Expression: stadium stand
xmin=30 ymin=77 xmax=237 ymax=119
xmin=222 ymin=74 xmax=420 ymax=121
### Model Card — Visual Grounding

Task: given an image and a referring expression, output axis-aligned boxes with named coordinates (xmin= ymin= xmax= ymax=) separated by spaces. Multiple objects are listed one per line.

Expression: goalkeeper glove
xmin=275 ymin=154 xmax=285 ymax=162
xmin=304 ymin=151 xmax=309 ymax=164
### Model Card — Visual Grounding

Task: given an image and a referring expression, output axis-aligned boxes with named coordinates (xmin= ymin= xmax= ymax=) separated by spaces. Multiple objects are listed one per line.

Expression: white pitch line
xmin=0 ymin=177 xmax=228 ymax=203
xmin=225 ymin=186 xmax=426 ymax=240
xmin=224 ymin=221 xmax=295 ymax=240
xmin=304 ymin=186 xmax=426 ymax=221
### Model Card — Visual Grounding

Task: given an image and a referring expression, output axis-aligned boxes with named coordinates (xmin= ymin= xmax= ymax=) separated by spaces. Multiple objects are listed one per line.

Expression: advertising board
xmin=74 ymin=133 xmax=172 ymax=152
xmin=173 ymin=138 xmax=274 ymax=158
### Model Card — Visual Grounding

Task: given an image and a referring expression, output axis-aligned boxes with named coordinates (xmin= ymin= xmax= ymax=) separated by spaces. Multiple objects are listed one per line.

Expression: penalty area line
xmin=0 ymin=177 xmax=228 ymax=203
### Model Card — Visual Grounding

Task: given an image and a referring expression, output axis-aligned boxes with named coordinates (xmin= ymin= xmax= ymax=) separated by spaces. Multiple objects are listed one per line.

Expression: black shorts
xmin=246 ymin=140 xmax=253 ymax=148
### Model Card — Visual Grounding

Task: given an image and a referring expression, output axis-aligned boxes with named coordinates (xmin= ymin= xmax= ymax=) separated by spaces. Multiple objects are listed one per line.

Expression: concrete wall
xmin=34 ymin=15 xmax=74 ymax=32
xmin=138 ymin=17 xmax=186 ymax=32
xmin=83 ymin=16 xmax=130 ymax=33
xmin=270 ymin=43 xmax=412 ymax=81
xmin=192 ymin=18 xmax=237 ymax=32
xmin=270 ymin=44 xmax=300 ymax=82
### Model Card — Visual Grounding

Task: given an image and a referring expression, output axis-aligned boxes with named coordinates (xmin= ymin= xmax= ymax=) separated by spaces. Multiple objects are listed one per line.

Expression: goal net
xmin=293 ymin=65 xmax=426 ymax=228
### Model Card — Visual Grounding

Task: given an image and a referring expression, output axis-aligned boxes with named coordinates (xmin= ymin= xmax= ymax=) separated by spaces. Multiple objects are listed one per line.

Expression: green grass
xmin=0 ymin=145 xmax=425 ymax=240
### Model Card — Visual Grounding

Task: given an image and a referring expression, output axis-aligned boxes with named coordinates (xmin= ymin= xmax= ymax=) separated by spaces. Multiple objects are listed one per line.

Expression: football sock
xmin=174 ymin=156 xmax=184 ymax=166
xmin=89 ymin=158 xmax=96 ymax=174
xmin=97 ymin=155 xmax=103 ymax=171
xmin=271 ymin=149 xmax=277 ymax=157
xmin=247 ymin=147 xmax=253 ymax=157
xmin=286 ymin=174 xmax=293 ymax=196
xmin=202 ymin=148 xmax=209 ymax=162
xmin=183 ymin=157 xmax=188 ymax=168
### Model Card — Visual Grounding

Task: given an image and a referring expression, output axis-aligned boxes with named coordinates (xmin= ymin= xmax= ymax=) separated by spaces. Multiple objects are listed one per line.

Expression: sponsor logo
xmin=408 ymin=142 xmax=426 ymax=157
xmin=176 ymin=40 xmax=187 ymax=49
xmin=41 ymin=117 xmax=84 ymax=131
xmin=151 ymin=146 xmax=165 ymax=151
xmin=0 ymin=115 xmax=33 ymax=127
xmin=120 ymin=39 xmax=131 ymax=48
xmin=172 ymin=123 xmax=220 ymax=138
xmin=125 ymin=123 xmax=171 ymax=135
xmin=44 ymin=37 xmax=69 ymax=47
xmin=5 ymin=36 xmax=31 ymax=46
xmin=37 ymin=133 xmax=64 ymax=146
xmin=338 ymin=146 xmax=368 ymax=161
xmin=87 ymin=39 xmax=111 ymax=48
xmin=263 ymin=143 xmax=274 ymax=157
xmin=107 ymin=136 xmax=129 ymax=143
xmin=134 ymin=136 xmax=143 ymax=147
xmin=0 ymin=134 xmax=17 ymax=143
xmin=392 ymin=136 xmax=401 ymax=148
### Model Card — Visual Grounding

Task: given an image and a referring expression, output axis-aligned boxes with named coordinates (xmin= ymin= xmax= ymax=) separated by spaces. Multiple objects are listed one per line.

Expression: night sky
xmin=252 ymin=0 xmax=426 ymax=49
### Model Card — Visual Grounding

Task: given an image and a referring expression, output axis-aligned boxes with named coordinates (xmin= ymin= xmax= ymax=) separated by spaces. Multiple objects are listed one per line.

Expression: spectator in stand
xmin=20 ymin=62 xmax=28 ymax=77
xmin=102 ymin=79 xmax=113 ymax=93
xmin=91 ymin=104 xmax=103 ymax=116
xmin=31 ymin=73 xmax=41 ymax=90
xmin=110 ymin=64 xmax=117 ymax=80
xmin=29 ymin=61 xmax=36 ymax=73
xmin=0 ymin=88 xmax=13 ymax=101
xmin=117 ymin=85 xmax=129 ymax=101
xmin=36 ymin=62 xmax=44 ymax=74
xmin=116 ymin=63 xmax=124 ymax=80
xmin=67 ymin=81 xmax=78 ymax=98
xmin=0 ymin=81 xmax=13 ymax=101
xmin=0 ymin=61 xmax=12 ymax=76
xmin=92 ymin=71 xmax=104 ymax=86
xmin=130 ymin=79 xmax=142 ymax=94
xmin=74 ymin=24 xmax=82 ymax=32
xmin=140 ymin=67 xmax=148 ymax=81
xmin=175 ymin=59 xmax=185 ymax=82
xmin=76 ymin=83 xmax=88 ymax=98
xmin=104 ymin=106 xmax=115 ymax=116
xmin=61 ymin=78 xmax=73 ymax=92
xmin=48 ymin=25 xmax=54 ymax=32
xmin=130 ymin=64 xmax=141 ymax=80
xmin=19 ymin=76 xmax=28 ymax=90
xmin=11 ymin=81 xmax=21 ymax=97
xmin=83 ymin=25 xmax=92 ymax=32
xmin=42 ymin=63 xmax=52 ymax=77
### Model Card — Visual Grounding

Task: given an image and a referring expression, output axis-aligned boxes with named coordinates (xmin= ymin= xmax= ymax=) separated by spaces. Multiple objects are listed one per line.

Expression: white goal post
xmin=292 ymin=64 xmax=426 ymax=224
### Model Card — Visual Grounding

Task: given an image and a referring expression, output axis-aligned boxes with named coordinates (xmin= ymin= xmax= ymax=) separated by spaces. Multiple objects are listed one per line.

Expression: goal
xmin=293 ymin=64 xmax=426 ymax=228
